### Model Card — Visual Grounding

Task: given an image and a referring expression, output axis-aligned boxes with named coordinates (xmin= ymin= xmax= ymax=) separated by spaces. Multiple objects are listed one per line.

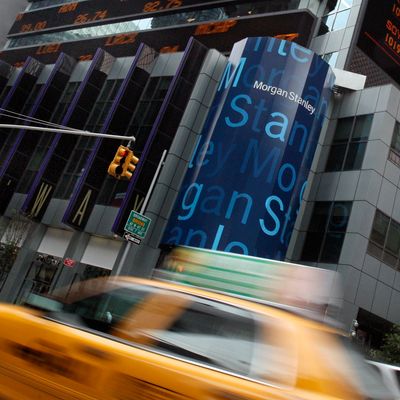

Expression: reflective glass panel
xmin=370 ymin=211 xmax=389 ymax=246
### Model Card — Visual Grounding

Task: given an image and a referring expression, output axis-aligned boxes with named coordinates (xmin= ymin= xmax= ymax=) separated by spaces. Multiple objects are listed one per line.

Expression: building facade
xmin=0 ymin=0 xmax=398 ymax=347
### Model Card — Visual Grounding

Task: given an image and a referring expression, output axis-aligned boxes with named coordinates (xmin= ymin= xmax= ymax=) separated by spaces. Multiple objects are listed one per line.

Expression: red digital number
xmin=94 ymin=10 xmax=108 ymax=20
xmin=143 ymin=1 xmax=160 ymax=12
xmin=20 ymin=24 xmax=33 ymax=32
xmin=143 ymin=0 xmax=182 ymax=12
xmin=58 ymin=2 xmax=78 ymax=13
xmin=34 ymin=21 xmax=47 ymax=31
xmin=166 ymin=0 xmax=183 ymax=8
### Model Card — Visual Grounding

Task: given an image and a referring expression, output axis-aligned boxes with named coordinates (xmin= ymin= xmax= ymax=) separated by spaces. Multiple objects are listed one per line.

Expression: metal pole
xmin=113 ymin=150 xmax=168 ymax=276
xmin=139 ymin=149 xmax=167 ymax=214
xmin=0 ymin=123 xmax=136 ymax=142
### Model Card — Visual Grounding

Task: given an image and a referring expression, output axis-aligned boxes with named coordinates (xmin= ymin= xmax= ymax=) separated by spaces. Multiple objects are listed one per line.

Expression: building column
xmin=0 ymin=221 xmax=46 ymax=303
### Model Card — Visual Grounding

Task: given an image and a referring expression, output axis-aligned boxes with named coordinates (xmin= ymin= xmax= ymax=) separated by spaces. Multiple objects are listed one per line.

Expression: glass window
xmin=309 ymin=202 xmax=331 ymax=231
xmin=391 ymin=122 xmax=400 ymax=153
xmin=389 ymin=122 xmax=400 ymax=166
xmin=150 ymin=299 xmax=256 ymax=376
xmin=52 ymin=282 xmax=297 ymax=384
xmin=329 ymin=202 xmax=351 ymax=232
xmin=323 ymin=52 xmax=339 ymax=67
xmin=301 ymin=232 xmax=325 ymax=262
xmin=326 ymin=115 xmax=372 ymax=172
xmin=319 ymin=0 xmax=353 ymax=35
xmin=353 ymin=114 xmax=373 ymax=140
xmin=53 ymin=79 xmax=122 ymax=199
xmin=344 ymin=142 xmax=366 ymax=170
xmin=333 ymin=9 xmax=350 ymax=30
xmin=323 ymin=14 xmax=335 ymax=31
xmin=338 ymin=0 xmax=353 ymax=11
xmin=320 ymin=232 xmax=346 ymax=263
xmin=385 ymin=220 xmax=400 ymax=255
xmin=370 ymin=211 xmax=389 ymax=246
xmin=334 ymin=118 xmax=353 ymax=142
xmin=325 ymin=143 xmax=347 ymax=171
xmin=301 ymin=201 xmax=352 ymax=263
xmin=98 ymin=77 xmax=172 ymax=207
xmin=61 ymin=286 xmax=149 ymax=333
xmin=368 ymin=210 xmax=400 ymax=270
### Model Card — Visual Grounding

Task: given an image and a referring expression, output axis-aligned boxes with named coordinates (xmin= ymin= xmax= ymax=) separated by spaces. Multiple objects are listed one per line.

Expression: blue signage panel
xmin=163 ymin=36 xmax=334 ymax=260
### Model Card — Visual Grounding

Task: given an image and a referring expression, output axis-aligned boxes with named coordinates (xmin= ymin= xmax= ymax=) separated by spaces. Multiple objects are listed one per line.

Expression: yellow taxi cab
xmin=0 ymin=274 xmax=395 ymax=400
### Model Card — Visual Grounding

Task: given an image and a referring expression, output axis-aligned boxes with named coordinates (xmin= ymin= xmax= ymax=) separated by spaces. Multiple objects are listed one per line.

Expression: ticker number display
xmin=357 ymin=0 xmax=400 ymax=83
xmin=0 ymin=11 xmax=316 ymax=66
xmin=10 ymin=0 xmax=246 ymax=35
xmin=143 ymin=1 xmax=183 ymax=12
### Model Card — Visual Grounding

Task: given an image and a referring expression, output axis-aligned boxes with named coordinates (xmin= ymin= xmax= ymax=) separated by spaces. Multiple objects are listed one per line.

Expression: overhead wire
xmin=0 ymin=107 xmax=133 ymax=141
xmin=0 ymin=107 xmax=81 ymax=131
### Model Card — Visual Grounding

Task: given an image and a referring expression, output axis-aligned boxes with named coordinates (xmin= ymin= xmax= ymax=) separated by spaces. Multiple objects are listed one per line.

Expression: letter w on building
xmin=30 ymin=182 xmax=53 ymax=218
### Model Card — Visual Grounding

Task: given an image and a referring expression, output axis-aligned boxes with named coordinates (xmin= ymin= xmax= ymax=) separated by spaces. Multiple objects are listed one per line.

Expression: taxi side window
xmin=61 ymin=287 xmax=149 ymax=333
xmin=140 ymin=298 xmax=257 ymax=376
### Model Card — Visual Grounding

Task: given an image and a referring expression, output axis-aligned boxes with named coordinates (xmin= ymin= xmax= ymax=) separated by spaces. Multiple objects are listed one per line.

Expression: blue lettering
xmin=200 ymin=185 xmax=225 ymax=216
xmin=309 ymin=54 xmax=328 ymax=77
xmin=185 ymin=229 xmax=207 ymax=247
xmin=253 ymin=37 xmax=263 ymax=52
xmin=266 ymin=37 xmax=276 ymax=53
xmin=278 ymin=40 xmax=288 ymax=56
xmin=251 ymin=99 xmax=267 ymax=133
xmin=259 ymin=195 xmax=284 ymax=236
xmin=224 ymin=241 xmax=249 ymax=254
xmin=291 ymin=43 xmax=312 ymax=63
xmin=211 ymin=224 xmax=224 ymax=250
xmin=218 ymin=57 xmax=247 ymax=91
xmin=243 ymin=64 xmax=266 ymax=88
xmin=196 ymin=141 xmax=214 ymax=167
xmin=303 ymin=85 xmax=320 ymax=108
xmin=265 ymin=111 xmax=288 ymax=142
xmin=225 ymin=191 xmax=253 ymax=224
xmin=288 ymin=121 xmax=309 ymax=153
xmin=240 ymin=139 xmax=280 ymax=182
xmin=267 ymin=67 xmax=284 ymax=85
xmin=278 ymin=163 xmax=296 ymax=192
xmin=188 ymin=135 xmax=202 ymax=169
xmin=280 ymin=205 xmax=292 ymax=244
xmin=225 ymin=94 xmax=251 ymax=127
xmin=211 ymin=224 xmax=249 ymax=254
xmin=178 ymin=183 xmax=203 ymax=221
xmin=166 ymin=227 xmax=183 ymax=245
xmin=297 ymin=180 xmax=307 ymax=214
xmin=206 ymin=141 xmax=237 ymax=178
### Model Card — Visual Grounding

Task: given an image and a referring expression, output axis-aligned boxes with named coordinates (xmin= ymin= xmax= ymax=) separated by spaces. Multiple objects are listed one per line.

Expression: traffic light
xmin=121 ymin=151 xmax=139 ymax=180
xmin=108 ymin=145 xmax=134 ymax=180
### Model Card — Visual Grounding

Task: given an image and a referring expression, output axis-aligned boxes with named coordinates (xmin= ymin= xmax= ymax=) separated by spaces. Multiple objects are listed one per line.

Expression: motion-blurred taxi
xmin=0 ymin=274 xmax=395 ymax=400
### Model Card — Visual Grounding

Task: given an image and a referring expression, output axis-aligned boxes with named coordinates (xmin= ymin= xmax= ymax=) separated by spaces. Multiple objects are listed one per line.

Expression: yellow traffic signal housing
xmin=108 ymin=145 xmax=139 ymax=180
xmin=121 ymin=151 xmax=139 ymax=180
xmin=108 ymin=145 xmax=130 ymax=180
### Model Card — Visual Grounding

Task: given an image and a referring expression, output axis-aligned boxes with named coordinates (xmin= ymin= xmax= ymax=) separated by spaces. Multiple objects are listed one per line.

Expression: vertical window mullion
xmin=342 ymin=117 xmax=357 ymax=170
xmin=318 ymin=201 xmax=335 ymax=262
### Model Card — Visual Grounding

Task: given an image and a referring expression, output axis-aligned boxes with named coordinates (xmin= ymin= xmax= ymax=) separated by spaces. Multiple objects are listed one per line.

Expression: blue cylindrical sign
xmin=163 ymin=36 xmax=335 ymax=259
